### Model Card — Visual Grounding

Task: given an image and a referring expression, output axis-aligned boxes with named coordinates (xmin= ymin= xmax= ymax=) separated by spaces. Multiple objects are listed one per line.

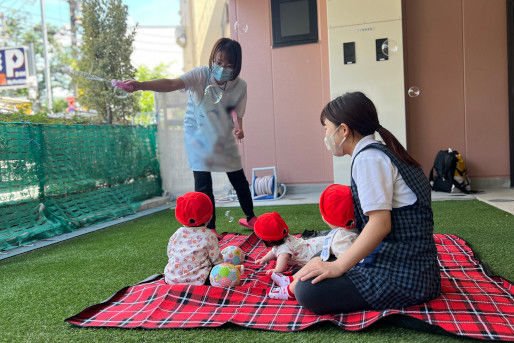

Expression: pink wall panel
xmin=271 ymin=43 xmax=332 ymax=183
xmin=231 ymin=0 xmax=332 ymax=184
xmin=231 ymin=0 xmax=277 ymax=177
xmin=405 ymin=0 xmax=510 ymax=179
xmin=462 ymin=0 xmax=510 ymax=178
xmin=318 ymin=0 xmax=333 ymax=183
xmin=404 ymin=0 xmax=466 ymax=176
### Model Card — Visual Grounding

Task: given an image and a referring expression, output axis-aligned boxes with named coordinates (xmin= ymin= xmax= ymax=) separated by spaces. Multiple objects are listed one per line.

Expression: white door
xmin=327 ymin=0 xmax=406 ymax=185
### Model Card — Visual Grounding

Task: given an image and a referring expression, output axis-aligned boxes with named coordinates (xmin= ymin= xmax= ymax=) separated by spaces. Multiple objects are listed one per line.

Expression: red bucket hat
xmin=254 ymin=212 xmax=289 ymax=241
xmin=319 ymin=184 xmax=355 ymax=229
xmin=175 ymin=192 xmax=213 ymax=227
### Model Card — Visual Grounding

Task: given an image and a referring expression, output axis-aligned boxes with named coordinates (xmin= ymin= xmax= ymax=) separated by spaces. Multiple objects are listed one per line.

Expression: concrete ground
xmin=214 ymin=184 xmax=514 ymax=215
xmin=475 ymin=188 xmax=514 ymax=215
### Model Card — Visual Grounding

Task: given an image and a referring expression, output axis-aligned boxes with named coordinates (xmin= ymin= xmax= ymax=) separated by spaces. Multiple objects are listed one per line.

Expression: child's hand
xmin=255 ymin=257 xmax=266 ymax=265
xmin=122 ymin=79 xmax=142 ymax=92
xmin=266 ymin=268 xmax=282 ymax=275
xmin=233 ymin=129 xmax=244 ymax=142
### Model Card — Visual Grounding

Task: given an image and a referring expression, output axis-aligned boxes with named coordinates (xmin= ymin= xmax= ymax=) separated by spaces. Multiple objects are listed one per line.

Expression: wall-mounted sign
xmin=343 ymin=42 xmax=356 ymax=64
xmin=376 ymin=38 xmax=388 ymax=62
xmin=0 ymin=47 xmax=29 ymax=89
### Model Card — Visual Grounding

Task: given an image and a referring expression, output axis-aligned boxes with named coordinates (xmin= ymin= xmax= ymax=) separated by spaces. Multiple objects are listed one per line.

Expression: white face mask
xmin=324 ymin=125 xmax=346 ymax=155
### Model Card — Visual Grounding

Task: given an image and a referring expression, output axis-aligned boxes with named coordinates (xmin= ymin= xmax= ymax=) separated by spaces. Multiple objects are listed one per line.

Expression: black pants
xmin=193 ymin=169 xmax=255 ymax=229
xmin=294 ymin=253 xmax=371 ymax=315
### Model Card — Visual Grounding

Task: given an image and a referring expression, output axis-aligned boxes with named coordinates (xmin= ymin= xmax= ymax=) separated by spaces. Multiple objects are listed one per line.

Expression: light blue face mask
xmin=211 ymin=63 xmax=233 ymax=82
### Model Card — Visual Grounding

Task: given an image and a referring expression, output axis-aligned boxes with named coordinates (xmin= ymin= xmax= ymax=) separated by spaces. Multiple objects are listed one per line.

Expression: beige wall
xmin=229 ymin=0 xmax=333 ymax=184
xmin=327 ymin=0 xmax=406 ymax=185
xmin=181 ymin=0 xmax=230 ymax=71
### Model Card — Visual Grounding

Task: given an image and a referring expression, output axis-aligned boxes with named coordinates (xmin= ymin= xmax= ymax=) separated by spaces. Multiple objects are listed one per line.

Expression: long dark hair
xmin=209 ymin=38 xmax=242 ymax=81
xmin=320 ymin=92 xmax=420 ymax=168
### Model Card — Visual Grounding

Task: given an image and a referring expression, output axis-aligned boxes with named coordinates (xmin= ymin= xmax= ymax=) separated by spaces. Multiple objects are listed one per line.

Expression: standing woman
xmin=290 ymin=92 xmax=441 ymax=314
xmin=125 ymin=38 xmax=257 ymax=231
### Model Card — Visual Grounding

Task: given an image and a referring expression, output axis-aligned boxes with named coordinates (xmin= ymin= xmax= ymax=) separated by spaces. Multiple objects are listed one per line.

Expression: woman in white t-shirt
xmin=125 ymin=38 xmax=256 ymax=232
xmin=289 ymin=92 xmax=441 ymax=314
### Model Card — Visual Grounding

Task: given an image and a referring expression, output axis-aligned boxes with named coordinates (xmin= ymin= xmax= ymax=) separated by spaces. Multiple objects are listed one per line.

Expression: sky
xmin=0 ymin=0 xmax=180 ymax=27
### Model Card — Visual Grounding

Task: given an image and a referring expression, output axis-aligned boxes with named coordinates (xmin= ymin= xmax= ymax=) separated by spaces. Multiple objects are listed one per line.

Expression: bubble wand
xmin=111 ymin=79 xmax=134 ymax=92
xmin=65 ymin=70 xmax=135 ymax=99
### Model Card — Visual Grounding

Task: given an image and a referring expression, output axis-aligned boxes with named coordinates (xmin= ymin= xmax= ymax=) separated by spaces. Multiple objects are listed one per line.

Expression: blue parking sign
xmin=0 ymin=47 xmax=28 ymax=89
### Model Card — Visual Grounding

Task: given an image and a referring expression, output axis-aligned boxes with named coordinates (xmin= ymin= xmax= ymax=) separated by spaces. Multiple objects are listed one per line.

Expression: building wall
xmin=326 ymin=0 xmax=406 ymax=186
xmin=404 ymin=0 xmax=510 ymax=180
xmin=232 ymin=0 xmax=510 ymax=184
xmin=180 ymin=0 xmax=230 ymax=72
xmin=462 ymin=0 xmax=510 ymax=179
xmin=229 ymin=0 xmax=333 ymax=185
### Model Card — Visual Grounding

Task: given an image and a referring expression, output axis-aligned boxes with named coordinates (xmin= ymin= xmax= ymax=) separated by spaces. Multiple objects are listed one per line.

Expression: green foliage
xmin=130 ymin=113 xmax=156 ymax=125
xmin=135 ymin=63 xmax=172 ymax=113
xmin=77 ymin=0 xmax=139 ymax=123
xmin=52 ymin=98 xmax=69 ymax=113
xmin=136 ymin=63 xmax=172 ymax=81
xmin=0 ymin=110 xmax=93 ymax=125
xmin=137 ymin=91 xmax=155 ymax=114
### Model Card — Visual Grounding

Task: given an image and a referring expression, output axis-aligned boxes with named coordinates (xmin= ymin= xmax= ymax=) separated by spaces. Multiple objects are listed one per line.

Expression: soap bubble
xmin=233 ymin=21 xmax=248 ymax=34
xmin=204 ymin=84 xmax=223 ymax=104
xmin=381 ymin=39 xmax=399 ymax=56
xmin=408 ymin=86 xmax=421 ymax=97
xmin=225 ymin=210 xmax=235 ymax=223
xmin=113 ymin=86 xmax=129 ymax=99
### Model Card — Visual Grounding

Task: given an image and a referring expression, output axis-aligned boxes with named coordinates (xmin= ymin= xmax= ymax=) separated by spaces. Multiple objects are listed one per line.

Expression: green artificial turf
xmin=0 ymin=200 xmax=512 ymax=342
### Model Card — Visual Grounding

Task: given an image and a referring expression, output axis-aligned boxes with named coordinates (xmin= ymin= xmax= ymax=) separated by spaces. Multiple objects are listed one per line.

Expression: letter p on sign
xmin=5 ymin=49 xmax=25 ymax=78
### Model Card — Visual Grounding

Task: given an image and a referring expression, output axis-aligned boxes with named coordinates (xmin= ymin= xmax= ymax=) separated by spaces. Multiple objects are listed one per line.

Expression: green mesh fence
xmin=0 ymin=122 xmax=161 ymax=251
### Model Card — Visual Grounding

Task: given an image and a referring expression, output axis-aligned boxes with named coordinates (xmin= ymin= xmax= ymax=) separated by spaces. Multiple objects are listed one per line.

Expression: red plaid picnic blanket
xmin=66 ymin=233 xmax=514 ymax=341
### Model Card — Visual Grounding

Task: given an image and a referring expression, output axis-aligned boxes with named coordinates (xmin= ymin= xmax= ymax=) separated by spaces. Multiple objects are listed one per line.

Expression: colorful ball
xmin=210 ymin=263 xmax=242 ymax=288
xmin=221 ymin=245 xmax=245 ymax=265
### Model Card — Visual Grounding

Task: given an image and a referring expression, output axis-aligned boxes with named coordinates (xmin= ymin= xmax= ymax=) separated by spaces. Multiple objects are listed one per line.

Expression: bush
xmin=53 ymin=98 xmax=69 ymax=113
xmin=0 ymin=110 xmax=93 ymax=125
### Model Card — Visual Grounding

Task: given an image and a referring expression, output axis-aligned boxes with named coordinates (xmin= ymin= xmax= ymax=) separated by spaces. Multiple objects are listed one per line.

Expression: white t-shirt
xmin=271 ymin=229 xmax=359 ymax=265
xmin=179 ymin=66 xmax=247 ymax=172
xmin=180 ymin=66 xmax=247 ymax=117
xmin=351 ymin=135 xmax=417 ymax=215
xmin=271 ymin=235 xmax=326 ymax=266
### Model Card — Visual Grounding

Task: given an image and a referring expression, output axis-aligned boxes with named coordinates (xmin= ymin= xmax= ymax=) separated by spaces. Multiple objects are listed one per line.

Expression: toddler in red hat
xmin=164 ymin=192 xmax=224 ymax=285
xmin=318 ymin=184 xmax=358 ymax=259
xmin=260 ymin=185 xmax=358 ymax=300
xmin=254 ymin=212 xmax=325 ymax=272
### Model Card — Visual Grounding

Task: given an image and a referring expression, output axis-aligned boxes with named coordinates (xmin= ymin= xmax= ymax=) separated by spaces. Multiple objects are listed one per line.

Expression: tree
xmin=76 ymin=0 xmax=138 ymax=123
xmin=135 ymin=63 xmax=172 ymax=113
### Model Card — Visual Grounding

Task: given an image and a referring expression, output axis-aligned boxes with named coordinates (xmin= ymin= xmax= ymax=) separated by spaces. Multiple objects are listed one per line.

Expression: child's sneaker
xmin=271 ymin=272 xmax=293 ymax=287
xmin=238 ymin=216 xmax=257 ymax=229
xmin=267 ymin=286 xmax=295 ymax=300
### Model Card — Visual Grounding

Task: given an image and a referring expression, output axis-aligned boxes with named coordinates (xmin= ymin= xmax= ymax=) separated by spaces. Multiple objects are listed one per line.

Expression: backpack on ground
xmin=429 ymin=149 xmax=472 ymax=194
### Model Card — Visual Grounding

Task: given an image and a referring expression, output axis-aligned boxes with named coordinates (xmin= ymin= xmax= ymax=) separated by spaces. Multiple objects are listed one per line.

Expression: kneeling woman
xmin=291 ymin=92 xmax=441 ymax=314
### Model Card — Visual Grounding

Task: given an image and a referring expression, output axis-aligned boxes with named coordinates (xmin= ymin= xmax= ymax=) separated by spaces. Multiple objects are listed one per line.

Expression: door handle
xmin=408 ymin=86 xmax=421 ymax=97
